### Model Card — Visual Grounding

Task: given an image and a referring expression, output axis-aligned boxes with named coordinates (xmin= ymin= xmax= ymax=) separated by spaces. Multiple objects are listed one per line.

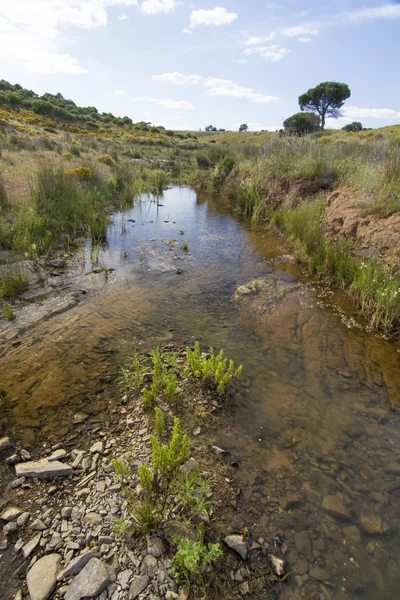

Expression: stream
xmin=1 ymin=187 xmax=400 ymax=599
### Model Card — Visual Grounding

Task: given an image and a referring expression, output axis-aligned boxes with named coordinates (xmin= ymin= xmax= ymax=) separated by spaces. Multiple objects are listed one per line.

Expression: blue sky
xmin=0 ymin=1 xmax=400 ymax=131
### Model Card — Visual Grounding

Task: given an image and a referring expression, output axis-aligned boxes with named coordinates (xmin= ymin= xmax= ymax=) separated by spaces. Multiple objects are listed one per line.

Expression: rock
xmin=342 ymin=525 xmax=362 ymax=544
xmin=384 ymin=462 xmax=400 ymax=476
xmin=309 ymin=566 xmax=330 ymax=582
xmin=268 ymin=555 xmax=286 ymax=578
xmin=61 ymin=507 xmax=73 ymax=519
xmin=0 ymin=436 xmax=12 ymax=455
xmin=31 ymin=519 xmax=47 ymax=531
xmin=17 ymin=512 xmax=30 ymax=527
xmin=65 ymin=558 xmax=114 ymax=600
xmin=3 ymin=522 xmax=18 ymax=535
xmin=0 ymin=507 xmax=23 ymax=522
xmin=58 ymin=551 xmax=97 ymax=581
xmin=23 ymin=533 xmax=41 ymax=558
xmin=140 ymin=555 xmax=157 ymax=578
xmin=12 ymin=477 xmax=26 ymax=488
xmin=359 ymin=514 xmax=385 ymax=535
xmin=322 ymin=495 xmax=350 ymax=521
xmin=129 ymin=575 xmax=149 ymax=599
xmin=26 ymin=553 xmax=61 ymax=600
xmin=212 ymin=446 xmax=228 ymax=456
xmin=49 ymin=449 xmax=67 ymax=462
xmin=366 ymin=541 xmax=376 ymax=554
xmin=147 ymin=536 xmax=165 ymax=558
xmin=224 ymin=535 xmax=247 ymax=560
xmin=20 ymin=449 xmax=31 ymax=461
xmin=294 ymin=531 xmax=311 ymax=555
xmin=90 ymin=441 xmax=104 ymax=455
xmin=6 ymin=454 xmax=20 ymax=465
xmin=83 ymin=512 xmax=102 ymax=526
xmin=118 ymin=569 xmax=132 ymax=589
xmin=15 ymin=459 xmax=72 ymax=479
xmin=179 ymin=457 xmax=198 ymax=476
xmin=296 ymin=558 xmax=309 ymax=575
xmin=238 ymin=581 xmax=249 ymax=595
xmin=13 ymin=590 xmax=22 ymax=600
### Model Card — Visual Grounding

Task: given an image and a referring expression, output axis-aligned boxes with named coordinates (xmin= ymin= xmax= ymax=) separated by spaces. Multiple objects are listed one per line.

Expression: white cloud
xmin=152 ymin=72 xmax=203 ymax=85
xmin=131 ymin=97 xmax=195 ymax=110
xmin=118 ymin=14 xmax=129 ymax=21
xmin=244 ymin=33 xmax=275 ymax=45
xmin=152 ymin=71 xmax=280 ymax=103
xmin=189 ymin=6 xmax=238 ymax=28
xmin=347 ymin=3 xmax=400 ymax=22
xmin=342 ymin=106 xmax=400 ymax=119
xmin=298 ymin=37 xmax=311 ymax=43
xmin=113 ymin=89 xmax=126 ymax=95
xmin=139 ymin=0 xmax=179 ymax=15
xmin=96 ymin=70 xmax=107 ymax=76
xmin=182 ymin=28 xmax=192 ymax=34
xmin=243 ymin=44 xmax=290 ymax=61
xmin=282 ymin=25 xmax=318 ymax=37
xmin=232 ymin=58 xmax=248 ymax=64
xmin=0 ymin=0 xmax=176 ymax=74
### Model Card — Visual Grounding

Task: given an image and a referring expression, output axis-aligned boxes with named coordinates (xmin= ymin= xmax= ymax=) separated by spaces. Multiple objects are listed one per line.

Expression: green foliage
xmin=111 ymin=458 xmax=130 ymax=481
xmin=96 ymin=154 xmax=114 ymax=165
xmin=154 ymin=407 xmax=166 ymax=436
xmin=299 ymin=81 xmax=351 ymax=129
xmin=179 ymin=473 xmax=212 ymax=521
xmin=150 ymin=417 xmax=189 ymax=479
xmin=172 ymin=535 xmax=222 ymax=587
xmin=138 ymin=463 xmax=153 ymax=492
xmin=118 ymin=351 xmax=147 ymax=390
xmin=239 ymin=124 xmax=248 ymax=132
xmin=185 ymin=342 xmax=242 ymax=394
xmin=342 ymin=121 xmax=363 ymax=132
xmin=0 ymin=270 xmax=29 ymax=298
xmin=283 ymin=112 xmax=320 ymax=136
xmin=131 ymin=498 xmax=159 ymax=533
xmin=2 ymin=304 xmax=15 ymax=320
xmin=138 ymin=347 xmax=179 ymax=408
xmin=113 ymin=515 xmax=133 ymax=537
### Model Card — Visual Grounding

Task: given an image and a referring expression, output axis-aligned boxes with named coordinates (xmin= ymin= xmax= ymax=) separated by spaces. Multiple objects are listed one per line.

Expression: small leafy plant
xmin=154 ymin=406 xmax=166 ymax=436
xmin=113 ymin=515 xmax=133 ymax=537
xmin=172 ymin=535 xmax=222 ymax=589
xmin=185 ymin=341 xmax=242 ymax=394
xmin=111 ymin=458 xmax=130 ymax=481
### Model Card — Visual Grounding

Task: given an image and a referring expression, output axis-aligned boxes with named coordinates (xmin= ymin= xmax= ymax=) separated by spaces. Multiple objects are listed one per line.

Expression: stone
xmin=90 ymin=441 xmax=104 ymax=455
xmin=359 ymin=514 xmax=384 ymax=535
xmin=6 ymin=454 xmax=20 ymax=465
xmin=49 ymin=449 xmax=67 ymax=462
xmin=238 ymin=581 xmax=249 ymax=595
xmin=118 ymin=569 xmax=133 ymax=589
xmin=98 ymin=535 xmax=114 ymax=545
xmin=147 ymin=536 xmax=165 ymax=558
xmin=309 ymin=566 xmax=330 ymax=582
xmin=384 ymin=462 xmax=400 ymax=476
xmin=179 ymin=457 xmax=198 ymax=476
xmin=17 ymin=512 xmax=30 ymax=527
xmin=0 ymin=437 xmax=12 ymax=455
xmin=61 ymin=507 xmax=73 ymax=519
xmin=26 ymin=553 xmax=61 ymax=600
xmin=140 ymin=555 xmax=157 ymax=578
xmin=224 ymin=535 xmax=247 ymax=560
xmin=58 ymin=551 xmax=97 ymax=580
xmin=129 ymin=575 xmax=149 ymax=599
xmin=65 ymin=558 xmax=114 ymax=600
xmin=23 ymin=533 xmax=42 ymax=558
xmin=268 ymin=555 xmax=286 ymax=578
xmin=0 ymin=507 xmax=23 ymax=522
xmin=15 ymin=459 xmax=72 ymax=479
xmin=296 ymin=558 xmax=309 ymax=576
xmin=83 ymin=512 xmax=102 ymax=526
xmin=31 ymin=519 xmax=47 ymax=531
xmin=366 ymin=541 xmax=376 ymax=554
xmin=48 ymin=532 xmax=62 ymax=549
xmin=342 ymin=525 xmax=362 ymax=544
xmin=294 ymin=531 xmax=311 ymax=555
xmin=12 ymin=477 xmax=26 ymax=488
xmin=20 ymin=449 xmax=31 ymax=461
xmin=212 ymin=446 xmax=228 ymax=456
xmin=3 ymin=522 xmax=18 ymax=535
xmin=322 ymin=495 xmax=350 ymax=521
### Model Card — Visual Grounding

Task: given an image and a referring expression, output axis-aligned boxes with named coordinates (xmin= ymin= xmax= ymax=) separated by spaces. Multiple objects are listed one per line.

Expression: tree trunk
xmin=321 ymin=112 xmax=326 ymax=130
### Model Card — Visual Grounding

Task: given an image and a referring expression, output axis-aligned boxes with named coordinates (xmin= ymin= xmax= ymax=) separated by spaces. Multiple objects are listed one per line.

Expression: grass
xmin=0 ymin=270 xmax=29 ymax=299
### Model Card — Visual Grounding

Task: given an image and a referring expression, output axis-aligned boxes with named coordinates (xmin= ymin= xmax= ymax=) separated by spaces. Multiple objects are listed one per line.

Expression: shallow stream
xmin=1 ymin=187 xmax=400 ymax=599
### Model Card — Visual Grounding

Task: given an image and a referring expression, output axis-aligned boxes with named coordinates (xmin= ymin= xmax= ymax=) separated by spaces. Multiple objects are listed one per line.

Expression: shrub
xmin=172 ymin=536 xmax=222 ymax=588
xmin=64 ymin=166 xmax=92 ymax=180
xmin=185 ymin=342 xmax=242 ymax=394
xmin=0 ymin=270 xmax=29 ymax=298
xmin=96 ymin=154 xmax=114 ymax=166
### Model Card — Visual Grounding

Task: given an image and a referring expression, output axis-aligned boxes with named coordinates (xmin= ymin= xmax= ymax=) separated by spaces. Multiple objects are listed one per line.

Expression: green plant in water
xmin=185 ymin=341 xmax=242 ymax=394
xmin=181 ymin=240 xmax=189 ymax=251
xmin=111 ymin=458 xmax=130 ymax=481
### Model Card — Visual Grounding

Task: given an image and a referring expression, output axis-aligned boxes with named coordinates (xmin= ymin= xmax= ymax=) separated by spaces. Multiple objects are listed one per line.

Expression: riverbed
xmin=1 ymin=187 xmax=400 ymax=599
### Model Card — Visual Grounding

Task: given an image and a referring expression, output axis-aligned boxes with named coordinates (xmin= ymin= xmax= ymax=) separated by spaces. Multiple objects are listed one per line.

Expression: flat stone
xmin=179 ymin=457 xmax=198 ymax=476
xmin=359 ymin=514 xmax=384 ymax=535
xmin=15 ymin=459 xmax=72 ymax=479
xmin=4 ymin=522 xmax=18 ymax=535
xmin=140 ymin=555 xmax=157 ymax=578
xmin=118 ymin=569 xmax=132 ymax=589
xmin=17 ymin=512 xmax=30 ymax=527
xmin=65 ymin=558 xmax=114 ymax=600
xmin=294 ymin=531 xmax=311 ymax=555
xmin=129 ymin=575 xmax=149 ymax=599
xmin=49 ymin=449 xmax=67 ymax=462
xmin=0 ymin=507 xmax=23 ymax=521
xmin=90 ymin=442 xmax=104 ymax=455
xmin=31 ymin=519 xmax=47 ymax=531
xmin=83 ymin=512 xmax=102 ymax=526
xmin=296 ymin=558 xmax=309 ymax=576
xmin=23 ymin=533 xmax=42 ymax=558
xmin=322 ymin=495 xmax=350 ymax=521
xmin=342 ymin=525 xmax=362 ymax=543
xmin=58 ymin=551 xmax=97 ymax=580
xmin=26 ymin=553 xmax=61 ymax=600
xmin=147 ymin=536 xmax=165 ymax=558
xmin=309 ymin=566 xmax=330 ymax=582
xmin=224 ymin=535 xmax=247 ymax=560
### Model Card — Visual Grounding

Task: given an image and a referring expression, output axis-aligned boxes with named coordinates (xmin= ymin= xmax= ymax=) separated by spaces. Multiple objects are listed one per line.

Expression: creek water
xmin=1 ymin=187 xmax=400 ymax=599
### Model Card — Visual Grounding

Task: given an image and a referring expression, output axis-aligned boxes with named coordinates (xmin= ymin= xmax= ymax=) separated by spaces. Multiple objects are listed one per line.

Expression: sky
xmin=0 ymin=0 xmax=400 ymax=131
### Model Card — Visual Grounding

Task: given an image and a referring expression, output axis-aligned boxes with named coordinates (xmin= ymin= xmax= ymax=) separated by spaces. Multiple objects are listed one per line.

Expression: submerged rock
xmin=26 ymin=553 xmax=61 ymax=600
xmin=322 ymin=494 xmax=350 ymax=521
xmin=15 ymin=458 xmax=72 ymax=479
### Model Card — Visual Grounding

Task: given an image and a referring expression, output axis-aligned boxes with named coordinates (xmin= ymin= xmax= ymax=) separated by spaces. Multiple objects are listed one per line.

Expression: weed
xmin=2 ymin=304 xmax=15 ymax=320
xmin=172 ymin=534 xmax=222 ymax=590
xmin=0 ymin=270 xmax=29 ymax=298
xmin=154 ymin=407 xmax=166 ymax=436
xmin=179 ymin=473 xmax=212 ymax=521
xmin=112 ymin=458 xmax=130 ymax=481
xmin=185 ymin=341 xmax=242 ymax=394
xmin=113 ymin=515 xmax=133 ymax=537
xmin=181 ymin=240 xmax=189 ymax=251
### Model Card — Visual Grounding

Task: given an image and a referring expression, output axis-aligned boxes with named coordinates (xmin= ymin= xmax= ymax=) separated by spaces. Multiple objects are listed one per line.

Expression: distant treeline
xmin=0 ymin=80 xmax=197 ymax=139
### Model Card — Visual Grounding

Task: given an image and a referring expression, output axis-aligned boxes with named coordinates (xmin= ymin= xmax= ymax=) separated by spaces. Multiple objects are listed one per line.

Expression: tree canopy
xmin=283 ymin=112 xmax=320 ymax=136
xmin=299 ymin=81 xmax=351 ymax=130
xmin=239 ymin=123 xmax=248 ymax=132
xmin=342 ymin=121 xmax=363 ymax=132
